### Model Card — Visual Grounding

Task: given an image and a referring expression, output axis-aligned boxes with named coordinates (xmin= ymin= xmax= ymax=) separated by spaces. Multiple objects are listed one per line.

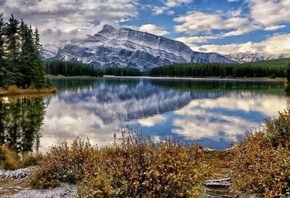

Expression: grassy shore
xmin=0 ymin=85 xmax=57 ymax=97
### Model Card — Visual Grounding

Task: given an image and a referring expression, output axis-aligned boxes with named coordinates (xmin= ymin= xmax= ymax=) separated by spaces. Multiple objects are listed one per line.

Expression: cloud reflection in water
xmin=40 ymin=78 xmax=288 ymax=151
xmin=172 ymin=94 xmax=287 ymax=149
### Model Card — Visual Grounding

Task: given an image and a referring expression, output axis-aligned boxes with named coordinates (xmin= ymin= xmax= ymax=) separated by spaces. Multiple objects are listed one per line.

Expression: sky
xmin=2 ymin=0 xmax=290 ymax=55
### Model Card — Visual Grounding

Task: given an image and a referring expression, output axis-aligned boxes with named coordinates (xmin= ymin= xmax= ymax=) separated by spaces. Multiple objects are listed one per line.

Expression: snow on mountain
xmin=42 ymin=43 xmax=60 ymax=59
xmin=50 ymin=24 xmax=235 ymax=71
xmin=225 ymin=52 xmax=290 ymax=63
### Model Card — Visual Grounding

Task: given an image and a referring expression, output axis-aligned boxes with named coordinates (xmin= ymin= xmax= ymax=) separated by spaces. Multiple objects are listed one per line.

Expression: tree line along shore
xmin=1 ymin=12 xmax=290 ymax=95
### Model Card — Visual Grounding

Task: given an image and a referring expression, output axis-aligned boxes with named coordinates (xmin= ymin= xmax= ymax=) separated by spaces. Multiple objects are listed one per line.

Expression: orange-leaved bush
xmin=30 ymin=138 xmax=99 ymax=189
xmin=230 ymin=107 xmax=290 ymax=197
xmin=77 ymin=128 xmax=212 ymax=198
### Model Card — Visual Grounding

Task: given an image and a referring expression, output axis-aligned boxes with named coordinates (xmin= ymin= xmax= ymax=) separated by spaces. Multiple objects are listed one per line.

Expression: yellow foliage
xmin=29 ymin=130 xmax=212 ymax=197
xmin=0 ymin=146 xmax=19 ymax=170
xmin=230 ymin=107 xmax=290 ymax=197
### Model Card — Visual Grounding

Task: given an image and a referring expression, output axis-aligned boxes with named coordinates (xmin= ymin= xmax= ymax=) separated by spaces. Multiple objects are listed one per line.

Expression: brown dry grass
xmin=203 ymin=150 xmax=231 ymax=179
xmin=0 ymin=86 xmax=57 ymax=97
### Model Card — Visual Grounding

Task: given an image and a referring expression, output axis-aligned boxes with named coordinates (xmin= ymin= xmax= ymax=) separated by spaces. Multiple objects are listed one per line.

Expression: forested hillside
xmin=0 ymin=13 xmax=49 ymax=89
xmin=148 ymin=59 xmax=289 ymax=78
xmin=45 ymin=60 xmax=103 ymax=77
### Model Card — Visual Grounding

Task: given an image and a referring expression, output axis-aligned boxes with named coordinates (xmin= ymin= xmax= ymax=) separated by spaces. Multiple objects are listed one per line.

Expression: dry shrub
xmin=0 ymin=85 xmax=57 ymax=96
xmin=230 ymin=107 xmax=290 ymax=197
xmin=7 ymin=85 xmax=22 ymax=94
xmin=29 ymin=129 xmax=212 ymax=196
xmin=18 ymin=152 xmax=44 ymax=168
xmin=264 ymin=108 xmax=290 ymax=147
xmin=0 ymin=146 xmax=19 ymax=170
xmin=0 ymin=146 xmax=43 ymax=170
xmin=30 ymin=138 xmax=98 ymax=189
xmin=77 ymin=129 xmax=211 ymax=198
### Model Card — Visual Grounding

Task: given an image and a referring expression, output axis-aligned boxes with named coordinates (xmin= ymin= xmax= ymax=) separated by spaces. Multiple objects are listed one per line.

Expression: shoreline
xmin=104 ymin=75 xmax=286 ymax=82
xmin=0 ymin=87 xmax=57 ymax=97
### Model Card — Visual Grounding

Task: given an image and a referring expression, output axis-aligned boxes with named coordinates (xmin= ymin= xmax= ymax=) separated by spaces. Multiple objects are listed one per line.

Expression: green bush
xmin=77 ymin=129 xmax=211 ymax=198
xmin=230 ymin=108 xmax=290 ymax=197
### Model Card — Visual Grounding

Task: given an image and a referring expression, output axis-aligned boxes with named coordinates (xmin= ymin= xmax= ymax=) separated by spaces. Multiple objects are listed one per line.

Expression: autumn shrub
xmin=18 ymin=152 xmax=44 ymax=168
xmin=230 ymin=107 xmax=290 ymax=197
xmin=264 ymin=108 xmax=290 ymax=147
xmin=0 ymin=146 xmax=19 ymax=170
xmin=77 ymin=129 xmax=212 ymax=198
xmin=0 ymin=146 xmax=43 ymax=170
xmin=7 ymin=85 xmax=22 ymax=94
xmin=30 ymin=138 xmax=98 ymax=189
xmin=0 ymin=85 xmax=57 ymax=96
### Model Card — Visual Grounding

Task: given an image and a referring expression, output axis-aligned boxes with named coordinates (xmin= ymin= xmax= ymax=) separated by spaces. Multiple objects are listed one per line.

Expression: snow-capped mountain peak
xmin=49 ymin=24 xmax=235 ymax=71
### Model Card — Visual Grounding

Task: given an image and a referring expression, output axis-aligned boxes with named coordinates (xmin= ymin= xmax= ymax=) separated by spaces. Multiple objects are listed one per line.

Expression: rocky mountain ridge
xmin=48 ymin=25 xmax=235 ymax=71
xmin=224 ymin=52 xmax=290 ymax=63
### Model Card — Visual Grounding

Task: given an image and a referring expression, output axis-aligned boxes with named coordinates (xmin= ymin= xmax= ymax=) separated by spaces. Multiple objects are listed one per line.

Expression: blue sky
xmin=2 ymin=0 xmax=290 ymax=55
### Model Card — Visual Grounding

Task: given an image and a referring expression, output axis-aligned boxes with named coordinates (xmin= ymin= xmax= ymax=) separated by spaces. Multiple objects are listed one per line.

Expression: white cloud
xmin=247 ymin=0 xmax=290 ymax=26
xmin=139 ymin=24 xmax=169 ymax=36
xmin=166 ymin=0 xmax=193 ymax=8
xmin=174 ymin=11 xmax=249 ymax=35
xmin=167 ymin=10 xmax=175 ymax=15
xmin=174 ymin=12 xmax=259 ymax=44
xmin=152 ymin=6 xmax=167 ymax=15
xmin=188 ymin=33 xmax=290 ymax=54
xmin=2 ymin=0 xmax=138 ymax=46
xmin=138 ymin=115 xmax=167 ymax=127
xmin=152 ymin=0 xmax=193 ymax=15
xmin=227 ymin=9 xmax=242 ymax=17
xmin=264 ymin=25 xmax=286 ymax=31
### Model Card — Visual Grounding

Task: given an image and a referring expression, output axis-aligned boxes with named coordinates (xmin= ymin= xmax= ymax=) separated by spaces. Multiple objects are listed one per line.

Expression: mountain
xmin=225 ymin=52 xmax=290 ymax=63
xmin=50 ymin=24 xmax=235 ymax=71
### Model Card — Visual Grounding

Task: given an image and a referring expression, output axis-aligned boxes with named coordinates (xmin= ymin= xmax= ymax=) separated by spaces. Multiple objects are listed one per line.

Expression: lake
xmin=1 ymin=77 xmax=288 ymax=152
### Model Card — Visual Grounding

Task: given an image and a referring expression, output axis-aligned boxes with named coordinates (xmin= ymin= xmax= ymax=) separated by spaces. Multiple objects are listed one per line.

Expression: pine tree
xmin=4 ymin=14 xmax=22 ymax=87
xmin=31 ymin=27 xmax=46 ymax=89
xmin=19 ymin=20 xmax=35 ymax=88
xmin=0 ymin=13 xmax=6 ymax=87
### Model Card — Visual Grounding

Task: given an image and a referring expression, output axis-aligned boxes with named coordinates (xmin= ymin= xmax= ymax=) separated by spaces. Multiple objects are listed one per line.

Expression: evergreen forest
xmin=104 ymin=67 xmax=141 ymax=76
xmin=45 ymin=60 xmax=104 ymax=77
xmin=148 ymin=59 xmax=289 ymax=78
xmin=0 ymin=13 xmax=49 ymax=89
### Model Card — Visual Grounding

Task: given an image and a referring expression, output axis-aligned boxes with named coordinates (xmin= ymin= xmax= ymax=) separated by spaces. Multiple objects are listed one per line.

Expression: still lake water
xmin=25 ymin=77 xmax=285 ymax=152
xmin=1 ymin=77 xmax=286 ymax=152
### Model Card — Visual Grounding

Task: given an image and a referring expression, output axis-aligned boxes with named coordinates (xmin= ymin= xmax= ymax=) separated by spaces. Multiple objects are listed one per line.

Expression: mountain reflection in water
xmin=1 ymin=78 xmax=288 ymax=152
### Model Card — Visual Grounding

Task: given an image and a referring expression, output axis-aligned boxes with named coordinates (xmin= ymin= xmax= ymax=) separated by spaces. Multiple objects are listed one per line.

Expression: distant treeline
xmin=104 ymin=67 xmax=141 ymax=76
xmin=45 ymin=58 xmax=290 ymax=78
xmin=148 ymin=59 xmax=290 ymax=78
xmin=45 ymin=61 xmax=143 ymax=77
xmin=45 ymin=60 xmax=104 ymax=77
